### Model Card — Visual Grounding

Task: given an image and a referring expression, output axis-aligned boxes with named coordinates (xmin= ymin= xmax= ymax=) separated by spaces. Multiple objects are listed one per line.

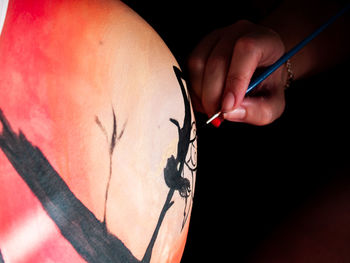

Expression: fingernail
xmin=222 ymin=92 xmax=235 ymax=112
xmin=223 ymin=107 xmax=246 ymax=120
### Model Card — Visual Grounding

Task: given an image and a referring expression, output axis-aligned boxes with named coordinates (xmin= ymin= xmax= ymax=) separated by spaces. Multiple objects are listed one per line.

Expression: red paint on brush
xmin=211 ymin=115 xmax=223 ymax=128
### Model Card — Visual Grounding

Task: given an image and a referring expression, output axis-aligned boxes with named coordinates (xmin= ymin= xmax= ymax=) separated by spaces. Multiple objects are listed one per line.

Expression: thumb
xmin=223 ymin=84 xmax=285 ymax=126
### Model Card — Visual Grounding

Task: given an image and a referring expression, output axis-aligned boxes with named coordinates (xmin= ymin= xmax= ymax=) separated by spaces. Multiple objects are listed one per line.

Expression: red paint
xmin=211 ymin=115 xmax=223 ymax=128
xmin=0 ymin=1 xmax=101 ymax=261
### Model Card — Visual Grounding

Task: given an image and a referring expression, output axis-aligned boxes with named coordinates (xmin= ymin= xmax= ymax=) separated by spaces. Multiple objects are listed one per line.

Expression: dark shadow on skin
xmin=0 ymin=66 xmax=196 ymax=263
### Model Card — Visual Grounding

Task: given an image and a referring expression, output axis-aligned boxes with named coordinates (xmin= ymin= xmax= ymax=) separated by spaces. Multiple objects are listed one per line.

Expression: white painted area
xmin=0 ymin=211 xmax=56 ymax=262
xmin=0 ymin=0 xmax=9 ymax=37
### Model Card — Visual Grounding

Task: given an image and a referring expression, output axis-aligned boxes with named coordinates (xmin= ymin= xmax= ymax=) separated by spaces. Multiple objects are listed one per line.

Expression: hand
xmin=187 ymin=20 xmax=288 ymax=126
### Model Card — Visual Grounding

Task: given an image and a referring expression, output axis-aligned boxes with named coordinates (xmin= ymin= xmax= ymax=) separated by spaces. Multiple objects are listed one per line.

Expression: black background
xmin=123 ymin=1 xmax=349 ymax=262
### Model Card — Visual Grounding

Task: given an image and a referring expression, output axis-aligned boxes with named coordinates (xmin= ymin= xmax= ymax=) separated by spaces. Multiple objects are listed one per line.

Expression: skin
xmin=0 ymin=0 xmax=196 ymax=262
xmin=187 ymin=0 xmax=350 ymax=126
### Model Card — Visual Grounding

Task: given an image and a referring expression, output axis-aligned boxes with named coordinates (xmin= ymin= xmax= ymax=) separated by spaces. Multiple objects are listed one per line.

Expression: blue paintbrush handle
xmin=246 ymin=3 xmax=350 ymax=94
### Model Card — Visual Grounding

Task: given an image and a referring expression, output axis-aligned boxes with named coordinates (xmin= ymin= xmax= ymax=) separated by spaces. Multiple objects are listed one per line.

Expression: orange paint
xmin=168 ymin=221 xmax=191 ymax=263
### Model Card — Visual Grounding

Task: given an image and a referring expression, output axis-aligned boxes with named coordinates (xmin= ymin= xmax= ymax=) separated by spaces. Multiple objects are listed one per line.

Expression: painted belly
xmin=0 ymin=1 xmax=197 ymax=262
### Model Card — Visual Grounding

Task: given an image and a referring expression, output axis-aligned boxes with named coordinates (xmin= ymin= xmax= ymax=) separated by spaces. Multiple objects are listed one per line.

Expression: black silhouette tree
xmin=95 ymin=108 xmax=126 ymax=228
xmin=0 ymin=66 xmax=197 ymax=263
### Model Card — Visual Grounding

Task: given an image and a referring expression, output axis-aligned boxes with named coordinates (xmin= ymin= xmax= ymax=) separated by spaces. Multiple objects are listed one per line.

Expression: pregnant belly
xmin=0 ymin=1 xmax=197 ymax=262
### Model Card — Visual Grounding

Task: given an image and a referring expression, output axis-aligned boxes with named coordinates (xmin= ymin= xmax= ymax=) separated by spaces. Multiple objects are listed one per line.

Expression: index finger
xmin=221 ymin=36 xmax=262 ymax=112
xmin=222 ymin=31 xmax=285 ymax=112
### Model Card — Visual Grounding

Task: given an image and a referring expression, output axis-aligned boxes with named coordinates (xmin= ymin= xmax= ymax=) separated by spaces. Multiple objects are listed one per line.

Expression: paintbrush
xmin=206 ymin=3 xmax=350 ymax=126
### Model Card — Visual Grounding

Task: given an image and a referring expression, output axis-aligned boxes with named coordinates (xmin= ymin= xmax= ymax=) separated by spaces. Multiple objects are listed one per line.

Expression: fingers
xmin=188 ymin=20 xmax=286 ymax=126
xmin=188 ymin=21 xmax=254 ymax=116
xmin=221 ymin=36 xmax=262 ymax=112
xmin=222 ymin=29 xmax=285 ymax=113
xmin=187 ymin=30 xmax=221 ymax=114
xmin=200 ymin=36 xmax=236 ymax=115
xmin=223 ymin=79 xmax=286 ymax=126
xmin=188 ymin=32 xmax=241 ymax=116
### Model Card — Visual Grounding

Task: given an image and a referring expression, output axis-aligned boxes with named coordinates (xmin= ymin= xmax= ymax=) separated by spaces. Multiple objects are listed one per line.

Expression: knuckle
xmin=259 ymin=105 xmax=274 ymax=126
xmin=225 ymin=74 xmax=251 ymax=91
xmin=226 ymin=74 xmax=250 ymax=84
xmin=187 ymin=55 xmax=206 ymax=73
xmin=235 ymin=36 xmax=259 ymax=53
xmin=206 ymin=54 xmax=227 ymax=72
